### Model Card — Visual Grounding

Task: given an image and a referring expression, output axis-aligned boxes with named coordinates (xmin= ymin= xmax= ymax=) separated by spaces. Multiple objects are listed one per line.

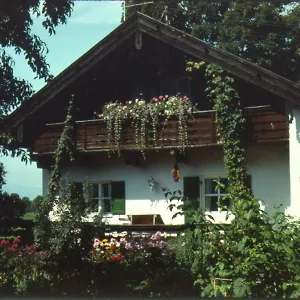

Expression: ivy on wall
xmin=204 ymin=65 xmax=249 ymax=196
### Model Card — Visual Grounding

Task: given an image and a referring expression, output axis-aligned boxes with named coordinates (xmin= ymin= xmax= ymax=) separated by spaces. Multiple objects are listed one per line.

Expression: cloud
xmin=69 ymin=2 xmax=123 ymax=25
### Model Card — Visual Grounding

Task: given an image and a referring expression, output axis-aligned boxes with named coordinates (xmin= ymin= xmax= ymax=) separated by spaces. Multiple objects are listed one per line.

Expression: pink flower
xmin=151 ymin=231 xmax=162 ymax=240
xmin=122 ymin=106 xmax=127 ymax=110
xmin=159 ymin=95 xmax=164 ymax=100
xmin=153 ymin=98 xmax=158 ymax=102
xmin=183 ymin=96 xmax=189 ymax=100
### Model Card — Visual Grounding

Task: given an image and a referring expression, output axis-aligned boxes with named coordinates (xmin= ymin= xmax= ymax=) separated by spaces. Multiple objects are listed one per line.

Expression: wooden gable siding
xmin=34 ymin=106 xmax=288 ymax=154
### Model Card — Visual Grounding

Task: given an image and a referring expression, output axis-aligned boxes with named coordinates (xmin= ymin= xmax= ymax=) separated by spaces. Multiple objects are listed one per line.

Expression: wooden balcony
xmin=34 ymin=106 xmax=289 ymax=154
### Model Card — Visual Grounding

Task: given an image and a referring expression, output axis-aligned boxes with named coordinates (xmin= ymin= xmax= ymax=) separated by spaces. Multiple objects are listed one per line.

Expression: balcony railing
xmin=34 ymin=106 xmax=288 ymax=154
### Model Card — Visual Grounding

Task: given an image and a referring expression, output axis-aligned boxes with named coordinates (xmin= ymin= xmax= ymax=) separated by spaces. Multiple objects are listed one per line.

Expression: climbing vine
xmin=34 ymin=96 xmax=77 ymax=249
xmin=200 ymin=63 xmax=249 ymax=199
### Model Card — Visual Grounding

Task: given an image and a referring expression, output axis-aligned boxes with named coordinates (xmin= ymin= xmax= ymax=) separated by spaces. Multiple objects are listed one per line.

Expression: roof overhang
xmin=7 ymin=12 xmax=300 ymax=128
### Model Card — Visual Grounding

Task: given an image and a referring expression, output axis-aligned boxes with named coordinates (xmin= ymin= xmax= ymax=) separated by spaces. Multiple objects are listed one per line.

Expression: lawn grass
xmin=22 ymin=212 xmax=36 ymax=221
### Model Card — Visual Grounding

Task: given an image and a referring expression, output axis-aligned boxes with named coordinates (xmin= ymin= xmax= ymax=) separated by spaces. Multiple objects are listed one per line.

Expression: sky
xmin=1 ymin=1 xmax=123 ymax=199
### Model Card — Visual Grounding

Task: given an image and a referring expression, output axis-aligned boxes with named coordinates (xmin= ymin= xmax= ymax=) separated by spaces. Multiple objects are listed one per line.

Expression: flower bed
xmin=0 ymin=237 xmax=52 ymax=294
xmin=0 ymin=233 xmax=196 ymax=297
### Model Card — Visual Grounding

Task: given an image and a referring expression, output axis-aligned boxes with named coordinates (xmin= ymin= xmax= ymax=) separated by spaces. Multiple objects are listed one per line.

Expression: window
xmin=183 ymin=175 xmax=252 ymax=215
xmin=204 ymin=178 xmax=229 ymax=212
xmin=85 ymin=181 xmax=125 ymax=215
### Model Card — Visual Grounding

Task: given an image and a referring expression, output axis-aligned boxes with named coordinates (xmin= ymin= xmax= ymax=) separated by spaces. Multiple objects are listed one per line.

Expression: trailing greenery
xmin=99 ymin=95 xmax=195 ymax=156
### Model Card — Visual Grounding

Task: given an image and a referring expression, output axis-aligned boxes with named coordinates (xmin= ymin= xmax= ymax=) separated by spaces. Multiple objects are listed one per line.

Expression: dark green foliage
xmin=0 ymin=192 xmax=27 ymax=220
xmin=167 ymin=193 xmax=300 ymax=298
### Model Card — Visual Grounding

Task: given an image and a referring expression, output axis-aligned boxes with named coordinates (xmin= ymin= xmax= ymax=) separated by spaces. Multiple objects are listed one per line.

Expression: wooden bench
xmin=129 ymin=214 xmax=164 ymax=225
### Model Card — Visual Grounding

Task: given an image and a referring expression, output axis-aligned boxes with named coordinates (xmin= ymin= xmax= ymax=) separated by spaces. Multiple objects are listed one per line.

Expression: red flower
xmin=159 ymin=95 xmax=163 ymax=100
xmin=110 ymin=244 xmax=116 ymax=250
xmin=153 ymin=98 xmax=158 ymax=102
xmin=6 ymin=246 xmax=15 ymax=253
xmin=183 ymin=96 xmax=189 ymax=100
xmin=13 ymin=237 xmax=20 ymax=245
xmin=110 ymin=256 xmax=116 ymax=262
xmin=0 ymin=239 xmax=9 ymax=247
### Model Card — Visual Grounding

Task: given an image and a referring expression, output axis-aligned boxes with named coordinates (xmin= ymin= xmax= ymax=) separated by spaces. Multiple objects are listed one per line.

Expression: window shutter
xmin=246 ymin=175 xmax=252 ymax=193
xmin=183 ymin=177 xmax=200 ymax=223
xmin=74 ymin=182 xmax=83 ymax=197
xmin=184 ymin=177 xmax=200 ymax=199
xmin=111 ymin=181 xmax=125 ymax=215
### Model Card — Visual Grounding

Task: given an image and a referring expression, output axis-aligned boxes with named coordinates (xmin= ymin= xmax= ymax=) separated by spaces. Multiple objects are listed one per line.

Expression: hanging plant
xmin=150 ymin=95 xmax=194 ymax=152
xmin=126 ymin=99 xmax=147 ymax=158
xmin=99 ymin=95 xmax=196 ymax=157
xmin=101 ymin=101 xmax=127 ymax=156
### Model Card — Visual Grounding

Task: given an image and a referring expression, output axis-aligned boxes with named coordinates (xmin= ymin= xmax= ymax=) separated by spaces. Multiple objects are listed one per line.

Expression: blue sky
xmin=1 ymin=1 xmax=123 ymax=199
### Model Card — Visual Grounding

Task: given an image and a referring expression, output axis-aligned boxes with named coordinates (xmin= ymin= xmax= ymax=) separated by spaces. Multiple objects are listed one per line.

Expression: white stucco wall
xmin=42 ymin=143 xmax=290 ymax=225
xmin=288 ymin=106 xmax=300 ymax=218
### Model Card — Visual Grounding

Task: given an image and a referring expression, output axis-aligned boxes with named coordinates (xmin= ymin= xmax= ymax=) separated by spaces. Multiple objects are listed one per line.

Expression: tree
xmin=31 ymin=195 xmax=43 ymax=213
xmin=0 ymin=0 xmax=74 ymax=116
xmin=21 ymin=196 xmax=31 ymax=212
xmin=0 ymin=192 xmax=27 ymax=220
xmin=0 ymin=1 xmax=74 ymax=192
xmin=126 ymin=0 xmax=300 ymax=83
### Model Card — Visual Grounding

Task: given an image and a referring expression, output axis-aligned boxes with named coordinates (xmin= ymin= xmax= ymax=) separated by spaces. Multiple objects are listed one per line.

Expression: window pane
xmin=102 ymin=183 xmax=110 ymax=198
xmin=219 ymin=178 xmax=229 ymax=194
xmin=92 ymin=184 xmax=99 ymax=198
xmin=103 ymin=199 xmax=111 ymax=213
xmin=205 ymin=196 xmax=218 ymax=212
xmin=90 ymin=198 xmax=99 ymax=212
xmin=205 ymin=179 xmax=218 ymax=194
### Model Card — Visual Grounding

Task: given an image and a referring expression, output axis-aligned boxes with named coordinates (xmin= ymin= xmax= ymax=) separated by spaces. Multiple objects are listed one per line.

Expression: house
xmin=6 ymin=13 xmax=300 ymax=226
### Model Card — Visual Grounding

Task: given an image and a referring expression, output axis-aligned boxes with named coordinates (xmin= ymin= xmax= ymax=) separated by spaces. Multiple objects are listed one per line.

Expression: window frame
xmin=201 ymin=176 xmax=230 ymax=213
xmin=85 ymin=180 xmax=112 ymax=214
xmin=85 ymin=180 xmax=126 ymax=215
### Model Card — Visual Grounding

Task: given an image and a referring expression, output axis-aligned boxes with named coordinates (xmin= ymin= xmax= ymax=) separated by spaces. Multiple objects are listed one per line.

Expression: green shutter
xmin=183 ymin=177 xmax=200 ymax=224
xmin=111 ymin=181 xmax=125 ymax=215
xmin=246 ymin=175 xmax=252 ymax=193
xmin=74 ymin=182 xmax=83 ymax=197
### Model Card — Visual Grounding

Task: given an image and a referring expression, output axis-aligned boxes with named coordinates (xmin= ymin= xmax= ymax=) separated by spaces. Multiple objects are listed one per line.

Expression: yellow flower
xmin=102 ymin=239 xmax=108 ymax=243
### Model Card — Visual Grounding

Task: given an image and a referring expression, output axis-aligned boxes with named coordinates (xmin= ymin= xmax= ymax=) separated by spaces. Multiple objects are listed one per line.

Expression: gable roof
xmin=8 ymin=12 xmax=300 ymax=128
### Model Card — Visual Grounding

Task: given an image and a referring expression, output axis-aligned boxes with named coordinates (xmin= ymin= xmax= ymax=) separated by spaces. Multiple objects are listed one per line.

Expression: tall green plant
xmin=34 ymin=96 xmax=76 ymax=249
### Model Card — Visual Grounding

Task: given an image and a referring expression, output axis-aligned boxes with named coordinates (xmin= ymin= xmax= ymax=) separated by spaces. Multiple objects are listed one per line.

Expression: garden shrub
xmin=0 ymin=237 xmax=52 ymax=295
xmin=167 ymin=192 xmax=300 ymax=298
